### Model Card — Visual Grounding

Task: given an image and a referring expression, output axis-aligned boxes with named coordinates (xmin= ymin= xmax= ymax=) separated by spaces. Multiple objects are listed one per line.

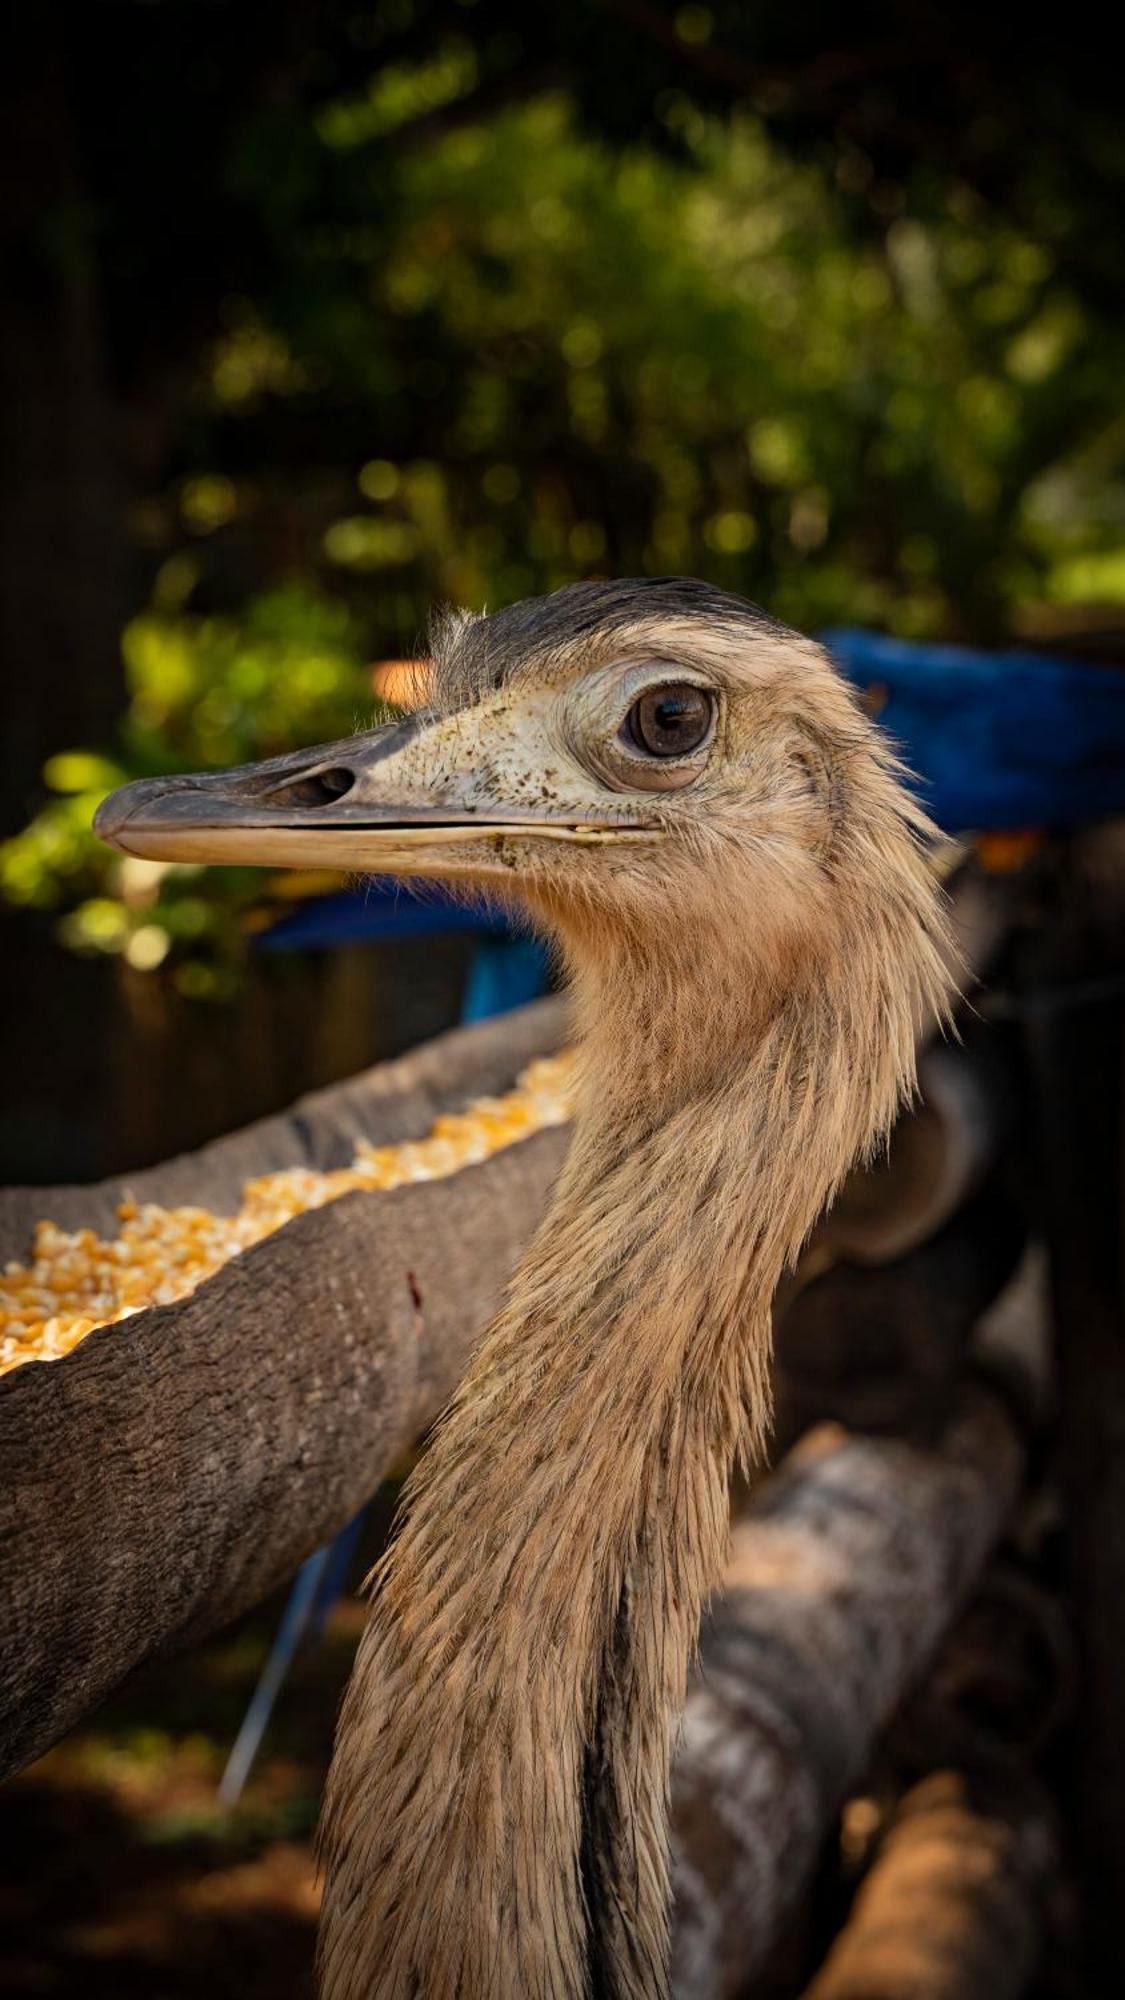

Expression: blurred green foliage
xmin=1 ymin=586 xmax=378 ymax=995
xmin=5 ymin=13 xmax=1123 ymax=987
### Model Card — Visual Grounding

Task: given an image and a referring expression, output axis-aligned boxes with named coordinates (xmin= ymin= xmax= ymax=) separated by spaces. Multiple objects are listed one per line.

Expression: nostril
xmin=268 ymin=766 xmax=356 ymax=809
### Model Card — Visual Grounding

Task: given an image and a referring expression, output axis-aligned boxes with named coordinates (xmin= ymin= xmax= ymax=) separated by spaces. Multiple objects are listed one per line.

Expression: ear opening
xmin=788 ymin=727 xmax=846 ymax=856
xmin=791 ymin=737 xmax=837 ymax=805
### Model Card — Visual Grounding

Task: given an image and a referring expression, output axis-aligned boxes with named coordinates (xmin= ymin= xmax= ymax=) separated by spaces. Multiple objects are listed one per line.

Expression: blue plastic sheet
xmin=826 ymin=628 xmax=1125 ymax=833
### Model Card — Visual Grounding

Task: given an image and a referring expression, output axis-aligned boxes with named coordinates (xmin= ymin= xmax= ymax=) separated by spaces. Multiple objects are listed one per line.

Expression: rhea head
xmin=96 ymin=579 xmax=931 ymax=1039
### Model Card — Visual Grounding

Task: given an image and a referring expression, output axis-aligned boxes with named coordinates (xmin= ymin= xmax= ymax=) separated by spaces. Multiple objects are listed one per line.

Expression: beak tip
xmin=95 ymin=774 xmax=190 ymax=851
xmin=93 ymin=789 xmax=131 ymax=849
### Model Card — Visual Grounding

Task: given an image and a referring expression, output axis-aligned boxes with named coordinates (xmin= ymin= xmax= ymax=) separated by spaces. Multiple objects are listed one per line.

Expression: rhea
xmin=96 ymin=579 xmax=952 ymax=2000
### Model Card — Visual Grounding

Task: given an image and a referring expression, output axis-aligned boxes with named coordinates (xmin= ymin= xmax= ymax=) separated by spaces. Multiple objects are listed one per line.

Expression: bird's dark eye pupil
xmin=629 ymin=684 xmax=714 ymax=758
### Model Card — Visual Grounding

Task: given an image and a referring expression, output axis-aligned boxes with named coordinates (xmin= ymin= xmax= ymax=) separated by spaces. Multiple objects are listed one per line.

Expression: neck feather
xmin=318 ymin=869 xmax=949 ymax=2000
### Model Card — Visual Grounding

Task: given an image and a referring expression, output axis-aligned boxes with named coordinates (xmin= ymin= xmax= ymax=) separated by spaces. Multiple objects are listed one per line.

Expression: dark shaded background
xmin=1 ymin=5 xmax=1122 ymax=1994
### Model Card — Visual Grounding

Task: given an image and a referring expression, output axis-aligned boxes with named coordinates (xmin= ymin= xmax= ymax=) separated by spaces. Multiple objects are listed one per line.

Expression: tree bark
xmin=670 ymin=1389 xmax=1025 ymax=1999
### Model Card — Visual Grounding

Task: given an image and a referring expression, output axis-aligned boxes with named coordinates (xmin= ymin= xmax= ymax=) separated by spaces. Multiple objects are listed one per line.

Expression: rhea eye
xmin=626 ymin=684 xmax=715 ymax=759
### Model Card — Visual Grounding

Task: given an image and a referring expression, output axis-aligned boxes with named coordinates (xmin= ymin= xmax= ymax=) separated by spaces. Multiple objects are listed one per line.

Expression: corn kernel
xmin=0 ymin=1052 xmax=577 ymax=1377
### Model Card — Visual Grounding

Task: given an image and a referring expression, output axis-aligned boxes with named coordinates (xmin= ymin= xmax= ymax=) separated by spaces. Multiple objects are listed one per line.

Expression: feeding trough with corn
xmin=0 ymin=997 xmax=575 ymax=1775
xmin=1 ymin=1049 xmax=576 ymax=1378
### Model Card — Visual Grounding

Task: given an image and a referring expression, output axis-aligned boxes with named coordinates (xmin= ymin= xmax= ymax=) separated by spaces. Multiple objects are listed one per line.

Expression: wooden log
xmin=887 ymin=1560 xmax=1072 ymax=1776
xmin=801 ymin=1771 xmax=1055 ymax=2000
xmin=774 ymin=1179 xmax=1024 ymax=1447
xmin=670 ymin=1387 xmax=1025 ymax=1999
xmin=0 ymin=994 xmax=570 ymax=1248
xmin=806 ymin=1548 xmax=1066 ymax=2000
xmin=811 ymin=1029 xmax=1013 ymax=1271
xmin=0 ymin=1000 xmax=570 ymax=1778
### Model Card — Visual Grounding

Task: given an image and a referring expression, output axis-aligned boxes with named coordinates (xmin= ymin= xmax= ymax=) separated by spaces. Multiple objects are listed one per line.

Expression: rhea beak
xmin=93 ymin=715 xmax=652 ymax=879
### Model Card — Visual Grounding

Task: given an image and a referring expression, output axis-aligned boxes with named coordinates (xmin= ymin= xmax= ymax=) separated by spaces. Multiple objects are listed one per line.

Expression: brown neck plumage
xmin=318 ymin=865 xmax=949 ymax=2000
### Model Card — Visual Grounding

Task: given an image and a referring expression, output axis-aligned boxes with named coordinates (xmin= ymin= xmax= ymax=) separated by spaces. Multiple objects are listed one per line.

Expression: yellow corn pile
xmin=0 ymin=1052 xmax=577 ymax=1378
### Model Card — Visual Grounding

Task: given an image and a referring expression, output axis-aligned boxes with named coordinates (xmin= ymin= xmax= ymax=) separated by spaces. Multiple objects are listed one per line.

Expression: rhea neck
xmin=318 ymin=896 xmax=892 ymax=2000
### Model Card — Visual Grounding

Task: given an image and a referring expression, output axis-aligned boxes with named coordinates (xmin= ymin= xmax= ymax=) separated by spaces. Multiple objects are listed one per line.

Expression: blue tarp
xmin=259 ymin=885 xmax=496 ymax=952
xmin=826 ymin=629 xmax=1125 ymax=833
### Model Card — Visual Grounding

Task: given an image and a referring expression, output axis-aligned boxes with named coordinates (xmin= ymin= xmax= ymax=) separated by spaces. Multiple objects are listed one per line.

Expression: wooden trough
xmin=0 ymin=865 xmax=1034 ymax=1990
xmin=0 ymin=998 xmax=573 ymax=1777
